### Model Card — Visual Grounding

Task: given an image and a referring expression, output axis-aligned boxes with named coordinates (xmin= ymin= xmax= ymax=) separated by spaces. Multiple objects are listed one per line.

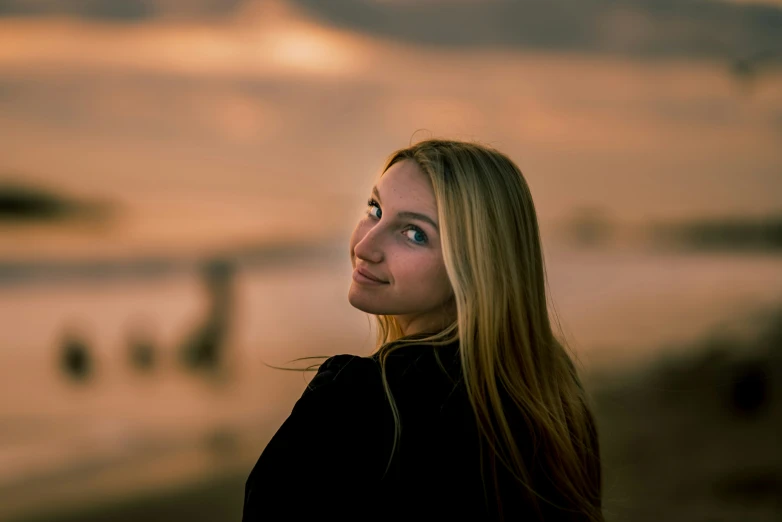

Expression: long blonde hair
xmin=370 ymin=139 xmax=603 ymax=521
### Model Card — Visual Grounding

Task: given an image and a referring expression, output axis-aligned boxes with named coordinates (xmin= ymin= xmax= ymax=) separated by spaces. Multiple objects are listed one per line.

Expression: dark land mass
xmin=0 ymin=179 xmax=112 ymax=224
xmin=645 ymin=215 xmax=782 ymax=253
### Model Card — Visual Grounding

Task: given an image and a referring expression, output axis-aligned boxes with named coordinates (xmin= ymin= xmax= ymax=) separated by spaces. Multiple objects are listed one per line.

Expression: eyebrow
xmin=372 ymin=186 xmax=439 ymax=232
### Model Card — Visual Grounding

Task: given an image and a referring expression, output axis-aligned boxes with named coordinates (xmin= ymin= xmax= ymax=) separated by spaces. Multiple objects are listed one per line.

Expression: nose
xmin=353 ymin=223 xmax=384 ymax=264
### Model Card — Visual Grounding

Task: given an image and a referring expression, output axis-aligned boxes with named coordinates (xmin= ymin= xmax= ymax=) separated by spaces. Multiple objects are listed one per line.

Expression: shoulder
xmin=309 ymin=354 xmax=376 ymax=386
xmin=369 ymin=342 xmax=462 ymax=385
xmin=295 ymin=345 xmax=461 ymax=410
xmin=296 ymin=354 xmax=384 ymax=409
xmin=243 ymin=355 xmax=389 ymax=519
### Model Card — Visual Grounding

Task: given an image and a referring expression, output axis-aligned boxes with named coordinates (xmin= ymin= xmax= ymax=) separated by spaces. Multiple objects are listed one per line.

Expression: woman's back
xmin=242 ymin=341 xmax=574 ymax=521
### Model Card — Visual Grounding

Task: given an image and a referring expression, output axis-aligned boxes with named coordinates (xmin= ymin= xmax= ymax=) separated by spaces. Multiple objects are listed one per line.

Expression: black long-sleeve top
xmin=242 ymin=340 xmax=576 ymax=521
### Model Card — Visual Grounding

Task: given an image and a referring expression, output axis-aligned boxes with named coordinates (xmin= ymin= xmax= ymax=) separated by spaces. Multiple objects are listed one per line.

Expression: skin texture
xmin=348 ymin=159 xmax=456 ymax=336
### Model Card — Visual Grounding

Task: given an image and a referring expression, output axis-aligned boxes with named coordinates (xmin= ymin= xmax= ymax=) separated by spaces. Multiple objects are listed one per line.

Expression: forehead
xmin=377 ymin=159 xmax=436 ymax=208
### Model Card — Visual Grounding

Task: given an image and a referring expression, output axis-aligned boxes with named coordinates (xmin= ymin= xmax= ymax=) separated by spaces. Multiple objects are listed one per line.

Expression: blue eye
xmin=405 ymin=227 xmax=428 ymax=245
xmin=366 ymin=198 xmax=428 ymax=246
xmin=366 ymin=198 xmax=381 ymax=219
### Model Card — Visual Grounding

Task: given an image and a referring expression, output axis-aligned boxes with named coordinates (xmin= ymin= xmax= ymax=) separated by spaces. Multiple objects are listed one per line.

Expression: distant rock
xmin=729 ymin=360 xmax=770 ymax=416
xmin=0 ymin=178 xmax=113 ymax=224
xmin=59 ymin=330 xmax=94 ymax=382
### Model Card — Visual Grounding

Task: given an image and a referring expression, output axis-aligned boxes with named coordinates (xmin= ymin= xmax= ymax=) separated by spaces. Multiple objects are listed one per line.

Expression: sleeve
xmin=242 ymin=354 xmax=385 ymax=521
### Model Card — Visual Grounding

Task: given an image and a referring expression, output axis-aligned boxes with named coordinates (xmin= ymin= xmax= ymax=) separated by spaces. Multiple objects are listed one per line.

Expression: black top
xmin=242 ymin=341 xmax=566 ymax=521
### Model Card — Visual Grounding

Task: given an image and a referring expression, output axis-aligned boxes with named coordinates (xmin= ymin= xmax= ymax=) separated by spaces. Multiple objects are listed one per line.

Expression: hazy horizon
xmin=2 ymin=0 xmax=781 ymax=260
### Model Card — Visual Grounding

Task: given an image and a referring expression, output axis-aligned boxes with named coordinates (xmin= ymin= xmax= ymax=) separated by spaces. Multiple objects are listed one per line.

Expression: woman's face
xmin=348 ymin=159 xmax=455 ymax=336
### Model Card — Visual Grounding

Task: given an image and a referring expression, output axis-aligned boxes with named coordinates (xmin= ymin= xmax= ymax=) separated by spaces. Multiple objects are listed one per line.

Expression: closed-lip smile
xmin=354 ymin=266 xmax=388 ymax=284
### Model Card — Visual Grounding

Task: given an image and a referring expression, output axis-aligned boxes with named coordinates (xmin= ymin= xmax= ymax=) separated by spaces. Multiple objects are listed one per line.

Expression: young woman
xmin=242 ymin=139 xmax=603 ymax=521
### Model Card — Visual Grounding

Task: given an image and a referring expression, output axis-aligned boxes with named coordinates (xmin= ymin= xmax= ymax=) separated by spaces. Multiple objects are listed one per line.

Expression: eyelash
xmin=366 ymin=198 xmax=428 ymax=245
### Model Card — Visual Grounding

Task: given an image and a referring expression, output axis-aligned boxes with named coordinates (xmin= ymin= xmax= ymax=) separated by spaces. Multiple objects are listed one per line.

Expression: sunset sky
xmin=1 ymin=0 xmax=780 ymax=259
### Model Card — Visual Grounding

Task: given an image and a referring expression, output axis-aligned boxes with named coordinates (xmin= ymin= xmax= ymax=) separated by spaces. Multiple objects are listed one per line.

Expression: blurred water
xmin=0 ymin=252 xmax=372 ymax=519
xmin=1 ymin=241 xmax=781 ymax=518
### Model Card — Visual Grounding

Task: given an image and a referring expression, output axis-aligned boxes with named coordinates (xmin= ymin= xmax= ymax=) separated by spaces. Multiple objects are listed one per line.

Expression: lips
xmin=356 ymin=266 xmax=388 ymax=283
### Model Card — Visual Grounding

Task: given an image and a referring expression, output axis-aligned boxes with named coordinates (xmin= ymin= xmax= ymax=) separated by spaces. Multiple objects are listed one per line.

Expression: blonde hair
xmin=370 ymin=139 xmax=603 ymax=521
xmin=280 ymin=139 xmax=603 ymax=522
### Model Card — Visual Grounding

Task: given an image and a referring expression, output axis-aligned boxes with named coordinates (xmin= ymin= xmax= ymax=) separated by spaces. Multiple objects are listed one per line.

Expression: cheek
xmin=399 ymin=256 xmax=449 ymax=294
xmin=428 ymin=257 xmax=452 ymax=299
xmin=432 ymin=262 xmax=452 ymax=298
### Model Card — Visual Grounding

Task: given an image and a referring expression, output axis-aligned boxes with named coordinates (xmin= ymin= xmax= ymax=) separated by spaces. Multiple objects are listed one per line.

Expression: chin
xmin=348 ymin=286 xmax=386 ymax=315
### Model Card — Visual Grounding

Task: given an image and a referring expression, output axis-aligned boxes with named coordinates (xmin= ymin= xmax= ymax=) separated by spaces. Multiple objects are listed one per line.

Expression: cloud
xmin=1 ymin=1 xmax=780 ymax=63
xmin=0 ymin=0 xmax=241 ymax=22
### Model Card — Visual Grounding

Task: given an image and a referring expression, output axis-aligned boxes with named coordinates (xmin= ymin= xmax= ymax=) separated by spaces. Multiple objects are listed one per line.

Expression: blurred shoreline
xmin=0 ymin=238 xmax=345 ymax=288
xmin=3 ymin=210 xmax=782 ymax=287
xmin=7 ymin=301 xmax=782 ymax=522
